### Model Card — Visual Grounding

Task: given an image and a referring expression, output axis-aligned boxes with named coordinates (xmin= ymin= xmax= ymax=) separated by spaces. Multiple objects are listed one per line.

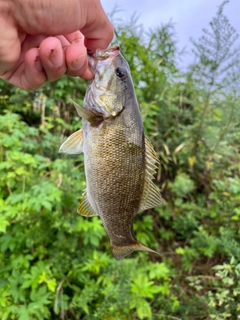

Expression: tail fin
xmin=111 ymin=241 xmax=161 ymax=260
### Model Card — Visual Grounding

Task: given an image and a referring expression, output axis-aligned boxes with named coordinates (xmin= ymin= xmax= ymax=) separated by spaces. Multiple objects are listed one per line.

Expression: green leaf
xmin=0 ymin=216 xmax=10 ymax=233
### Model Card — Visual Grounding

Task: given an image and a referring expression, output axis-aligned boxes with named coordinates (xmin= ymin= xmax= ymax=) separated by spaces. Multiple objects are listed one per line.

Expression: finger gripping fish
xmin=60 ymin=45 xmax=162 ymax=260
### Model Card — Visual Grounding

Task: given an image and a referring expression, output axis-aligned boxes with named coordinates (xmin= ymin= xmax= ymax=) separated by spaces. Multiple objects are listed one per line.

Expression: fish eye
xmin=115 ymin=67 xmax=126 ymax=79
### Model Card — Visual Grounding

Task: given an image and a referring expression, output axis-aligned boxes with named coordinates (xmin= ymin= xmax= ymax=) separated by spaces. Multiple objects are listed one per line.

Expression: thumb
xmin=80 ymin=1 xmax=114 ymax=51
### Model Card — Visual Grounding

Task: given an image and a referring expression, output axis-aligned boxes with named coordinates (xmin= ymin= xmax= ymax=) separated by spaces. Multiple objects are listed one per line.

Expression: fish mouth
xmin=87 ymin=45 xmax=120 ymax=60
xmin=87 ymin=45 xmax=120 ymax=73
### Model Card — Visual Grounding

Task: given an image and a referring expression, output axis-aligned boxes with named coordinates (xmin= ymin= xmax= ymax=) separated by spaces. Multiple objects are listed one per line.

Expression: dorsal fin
xmin=59 ymin=129 xmax=84 ymax=154
xmin=139 ymin=135 xmax=162 ymax=212
xmin=78 ymin=190 xmax=98 ymax=217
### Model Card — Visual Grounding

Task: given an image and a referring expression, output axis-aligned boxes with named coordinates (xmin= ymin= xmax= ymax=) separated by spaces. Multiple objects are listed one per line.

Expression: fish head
xmin=88 ymin=45 xmax=132 ymax=118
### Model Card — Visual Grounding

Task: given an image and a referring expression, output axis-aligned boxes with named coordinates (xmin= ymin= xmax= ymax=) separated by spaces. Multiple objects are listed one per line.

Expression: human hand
xmin=0 ymin=0 xmax=114 ymax=90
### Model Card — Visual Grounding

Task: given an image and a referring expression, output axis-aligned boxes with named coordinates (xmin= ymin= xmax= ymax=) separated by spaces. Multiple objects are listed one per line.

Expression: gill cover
xmin=88 ymin=45 xmax=129 ymax=117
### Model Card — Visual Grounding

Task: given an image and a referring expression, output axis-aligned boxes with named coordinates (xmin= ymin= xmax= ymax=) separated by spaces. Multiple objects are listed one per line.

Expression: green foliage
xmin=1 ymin=2 xmax=240 ymax=319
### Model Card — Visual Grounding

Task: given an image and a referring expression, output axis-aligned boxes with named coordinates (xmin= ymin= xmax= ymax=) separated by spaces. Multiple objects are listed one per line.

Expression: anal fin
xmin=78 ymin=190 xmax=98 ymax=217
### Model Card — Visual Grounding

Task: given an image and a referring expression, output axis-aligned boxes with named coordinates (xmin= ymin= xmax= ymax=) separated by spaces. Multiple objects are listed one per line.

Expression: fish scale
xmin=83 ymin=118 xmax=144 ymax=247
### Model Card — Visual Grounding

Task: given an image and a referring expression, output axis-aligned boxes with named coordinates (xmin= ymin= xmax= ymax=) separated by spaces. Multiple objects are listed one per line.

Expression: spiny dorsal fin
xmin=59 ymin=129 xmax=84 ymax=154
xmin=78 ymin=190 xmax=98 ymax=217
xmin=139 ymin=135 xmax=162 ymax=212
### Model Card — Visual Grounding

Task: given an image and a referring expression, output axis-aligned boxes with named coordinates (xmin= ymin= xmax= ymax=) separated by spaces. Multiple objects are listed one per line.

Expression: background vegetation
xmin=0 ymin=2 xmax=240 ymax=319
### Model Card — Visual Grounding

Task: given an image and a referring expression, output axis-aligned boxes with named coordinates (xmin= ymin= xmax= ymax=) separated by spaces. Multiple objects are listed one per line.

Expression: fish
xmin=60 ymin=45 xmax=162 ymax=260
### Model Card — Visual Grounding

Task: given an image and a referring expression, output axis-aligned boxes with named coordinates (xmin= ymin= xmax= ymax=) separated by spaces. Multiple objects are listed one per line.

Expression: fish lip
xmin=88 ymin=45 xmax=120 ymax=75
xmin=87 ymin=45 xmax=120 ymax=60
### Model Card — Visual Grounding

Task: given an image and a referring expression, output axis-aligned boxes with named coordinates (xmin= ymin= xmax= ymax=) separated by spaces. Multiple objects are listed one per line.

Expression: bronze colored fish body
xmin=60 ymin=46 xmax=161 ymax=260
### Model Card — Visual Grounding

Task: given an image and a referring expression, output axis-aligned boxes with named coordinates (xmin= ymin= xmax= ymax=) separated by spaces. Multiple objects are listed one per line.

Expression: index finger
xmin=80 ymin=0 xmax=114 ymax=51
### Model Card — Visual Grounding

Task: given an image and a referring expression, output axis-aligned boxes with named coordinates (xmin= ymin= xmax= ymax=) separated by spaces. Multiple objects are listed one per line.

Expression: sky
xmin=100 ymin=0 xmax=240 ymax=67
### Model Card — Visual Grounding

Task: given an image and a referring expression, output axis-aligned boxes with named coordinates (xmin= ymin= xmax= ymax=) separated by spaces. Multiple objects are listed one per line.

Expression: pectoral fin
xmin=78 ymin=190 xmax=98 ymax=217
xmin=139 ymin=135 xmax=162 ymax=212
xmin=70 ymin=98 xmax=102 ymax=125
xmin=59 ymin=129 xmax=83 ymax=154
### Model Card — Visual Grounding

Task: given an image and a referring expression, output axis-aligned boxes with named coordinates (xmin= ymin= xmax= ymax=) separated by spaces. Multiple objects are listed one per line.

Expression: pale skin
xmin=0 ymin=0 xmax=114 ymax=90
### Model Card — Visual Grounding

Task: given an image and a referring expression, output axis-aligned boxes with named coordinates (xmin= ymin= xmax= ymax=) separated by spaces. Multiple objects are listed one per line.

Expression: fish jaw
xmin=87 ymin=45 xmax=120 ymax=82
xmin=87 ymin=45 xmax=120 ymax=68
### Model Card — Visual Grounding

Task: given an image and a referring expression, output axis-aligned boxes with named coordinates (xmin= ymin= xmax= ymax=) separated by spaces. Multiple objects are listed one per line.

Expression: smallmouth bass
xmin=60 ymin=45 xmax=161 ymax=260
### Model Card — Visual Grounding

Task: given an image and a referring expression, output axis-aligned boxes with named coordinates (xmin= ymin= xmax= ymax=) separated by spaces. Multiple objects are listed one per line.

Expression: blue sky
xmin=101 ymin=0 xmax=240 ymax=65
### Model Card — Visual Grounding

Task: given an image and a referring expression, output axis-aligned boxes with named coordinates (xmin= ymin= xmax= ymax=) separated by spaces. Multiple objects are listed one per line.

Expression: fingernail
xmin=35 ymin=56 xmax=43 ymax=72
xmin=49 ymin=45 xmax=63 ymax=67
